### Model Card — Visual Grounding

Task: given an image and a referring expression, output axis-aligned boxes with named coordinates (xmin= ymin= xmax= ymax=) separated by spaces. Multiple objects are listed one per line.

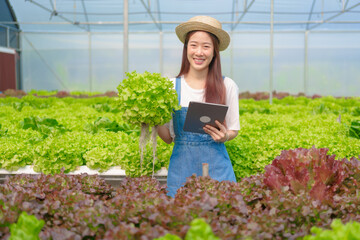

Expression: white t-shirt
xmin=168 ymin=75 xmax=240 ymax=138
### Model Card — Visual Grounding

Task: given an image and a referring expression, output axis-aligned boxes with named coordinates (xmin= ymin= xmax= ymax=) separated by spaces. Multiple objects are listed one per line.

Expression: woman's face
xmin=186 ymin=31 xmax=214 ymax=73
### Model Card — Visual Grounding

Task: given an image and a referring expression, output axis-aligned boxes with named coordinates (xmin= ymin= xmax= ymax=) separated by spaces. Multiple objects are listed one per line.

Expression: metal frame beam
xmin=24 ymin=10 xmax=360 ymax=16
xmin=139 ymin=0 xmax=162 ymax=31
xmin=156 ymin=0 xmax=162 ymax=31
xmin=308 ymin=2 xmax=360 ymax=30
xmin=0 ymin=23 xmax=19 ymax=31
xmin=17 ymin=30 xmax=360 ymax=34
xmin=81 ymin=0 xmax=91 ymax=32
xmin=49 ymin=0 xmax=57 ymax=19
xmin=4 ymin=20 xmax=360 ymax=26
xmin=26 ymin=0 xmax=88 ymax=31
xmin=306 ymin=0 xmax=317 ymax=30
xmin=231 ymin=0 xmax=237 ymax=30
xmin=345 ymin=0 xmax=350 ymax=9
xmin=231 ymin=0 xmax=256 ymax=30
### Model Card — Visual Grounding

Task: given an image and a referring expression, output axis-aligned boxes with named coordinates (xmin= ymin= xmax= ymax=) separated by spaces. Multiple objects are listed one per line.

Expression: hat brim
xmin=175 ymin=21 xmax=230 ymax=51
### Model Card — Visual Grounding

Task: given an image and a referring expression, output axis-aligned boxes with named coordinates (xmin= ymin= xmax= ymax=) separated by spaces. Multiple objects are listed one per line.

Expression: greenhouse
xmin=1 ymin=0 xmax=360 ymax=97
xmin=1 ymin=0 xmax=360 ymax=239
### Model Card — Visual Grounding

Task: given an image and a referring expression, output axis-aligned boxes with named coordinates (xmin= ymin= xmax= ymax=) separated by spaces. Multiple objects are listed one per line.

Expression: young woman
xmin=157 ymin=16 xmax=240 ymax=198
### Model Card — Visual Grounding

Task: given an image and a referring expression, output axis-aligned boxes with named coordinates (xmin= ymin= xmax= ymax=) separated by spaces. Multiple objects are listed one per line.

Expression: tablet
xmin=183 ymin=101 xmax=228 ymax=134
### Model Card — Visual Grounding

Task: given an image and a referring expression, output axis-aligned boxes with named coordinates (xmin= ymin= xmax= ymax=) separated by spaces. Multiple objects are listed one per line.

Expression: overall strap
xmin=175 ymin=76 xmax=181 ymax=104
xmin=175 ymin=76 xmax=224 ymax=104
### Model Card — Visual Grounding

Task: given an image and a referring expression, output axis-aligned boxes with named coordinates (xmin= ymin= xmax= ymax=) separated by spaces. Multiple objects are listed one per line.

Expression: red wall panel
xmin=0 ymin=51 xmax=16 ymax=91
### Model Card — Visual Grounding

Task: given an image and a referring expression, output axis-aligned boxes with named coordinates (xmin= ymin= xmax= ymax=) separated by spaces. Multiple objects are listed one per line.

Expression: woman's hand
xmin=203 ymin=120 xmax=229 ymax=142
xmin=157 ymin=124 xmax=173 ymax=144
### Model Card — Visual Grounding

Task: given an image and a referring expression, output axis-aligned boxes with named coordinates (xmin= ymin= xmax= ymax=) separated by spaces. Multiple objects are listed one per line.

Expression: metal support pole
xmin=88 ymin=32 xmax=92 ymax=92
xmin=304 ymin=31 xmax=309 ymax=96
xmin=6 ymin=27 xmax=10 ymax=48
xmin=123 ymin=0 xmax=129 ymax=79
xmin=159 ymin=31 xmax=163 ymax=74
xmin=269 ymin=0 xmax=274 ymax=104
xmin=230 ymin=31 xmax=234 ymax=79
xmin=18 ymin=32 xmax=23 ymax=90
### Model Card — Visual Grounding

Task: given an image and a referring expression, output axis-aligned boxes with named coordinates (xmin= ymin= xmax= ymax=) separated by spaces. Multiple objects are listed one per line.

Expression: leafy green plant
xmin=20 ymin=116 xmax=66 ymax=138
xmin=154 ymin=218 xmax=220 ymax=240
xmin=0 ymin=123 xmax=7 ymax=136
xmin=20 ymin=95 xmax=51 ymax=109
xmin=83 ymin=146 xmax=118 ymax=172
xmin=154 ymin=233 xmax=182 ymax=240
xmin=303 ymin=219 xmax=360 ymax=240
xmin=84 ymin=117 xmax=130 ymax=134
xmin=117 ymin=71 xmax=180 ymax=175
xmin=28 ymin=89 xmax=58 ymax=96
xmin=352 ymin=107 xmax=360 ymax=116
xmin=33 ymin=132 xmax=88 ymax=174
xmin=70 ymin=90 xmax=103 ymax=96
xmin=9 ymin=211 xmax=44 ymax=240
xmin=12 ymin=102 xmax=25 ymax=112
xmin=91 ymin=103 xmax=120 ymax=113
xmin=185 ymin=218 xmax=220 ymax=240
xmin=348 ymin=120 xmax=360 ymax=139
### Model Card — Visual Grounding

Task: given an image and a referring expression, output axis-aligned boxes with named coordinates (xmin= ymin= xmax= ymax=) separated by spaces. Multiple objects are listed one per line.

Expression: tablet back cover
xmin=183 ymin=101 xmax=228 ymax=134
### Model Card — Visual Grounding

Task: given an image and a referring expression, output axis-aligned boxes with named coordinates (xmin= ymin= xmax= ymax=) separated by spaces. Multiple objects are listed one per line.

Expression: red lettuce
xmin=264 ymin=147 xmax=348 ymax=202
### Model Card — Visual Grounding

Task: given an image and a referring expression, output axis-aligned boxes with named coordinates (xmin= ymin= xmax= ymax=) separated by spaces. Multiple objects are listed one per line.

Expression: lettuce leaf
xmin=185 ymin=218 xmax=220 ymax=240
xmin=263 ymin=147 xmax=348 ymax=202
xmin=9 ymin=212 xmax=44 ymax=240
xmin=303 ymin=219 xmax=360 ymax=240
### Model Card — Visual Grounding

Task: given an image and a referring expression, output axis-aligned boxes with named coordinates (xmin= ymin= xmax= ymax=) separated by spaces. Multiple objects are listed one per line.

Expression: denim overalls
xmin=166 ymin=77 xmax=237 ymax=198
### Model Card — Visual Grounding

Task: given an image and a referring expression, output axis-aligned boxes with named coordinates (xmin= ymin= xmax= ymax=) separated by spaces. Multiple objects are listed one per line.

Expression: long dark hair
xmin=176 ymin=31 xmax=226 ymax=105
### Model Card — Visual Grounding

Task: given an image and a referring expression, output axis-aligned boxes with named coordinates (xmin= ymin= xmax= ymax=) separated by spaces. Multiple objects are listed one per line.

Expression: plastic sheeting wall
xmin=21 ymin=31 xmax=360 ymax=97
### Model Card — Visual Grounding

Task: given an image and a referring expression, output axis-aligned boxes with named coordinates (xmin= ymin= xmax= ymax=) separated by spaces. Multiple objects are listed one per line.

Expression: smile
xmin=194 ymin=58 xmax=205 ymax=64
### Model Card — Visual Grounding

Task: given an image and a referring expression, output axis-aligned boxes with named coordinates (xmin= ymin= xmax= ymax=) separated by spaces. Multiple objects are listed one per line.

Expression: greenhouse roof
xmin=5 ymin=0 xmax=360 ymax=33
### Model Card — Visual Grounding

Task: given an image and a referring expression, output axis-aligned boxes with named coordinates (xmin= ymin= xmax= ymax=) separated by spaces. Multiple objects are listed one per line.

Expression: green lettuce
xmin=154 ymin=218 xmax=220 ymax=240
xmin=9 ymin=212 xmax=44 ymax=240
xmin=116 ymin=71 xmax=180 ymax=127
xmin=185 ymin=218 xmax=220 ymax=240
xmin=303 ymin=219 xmax=360 ymax=240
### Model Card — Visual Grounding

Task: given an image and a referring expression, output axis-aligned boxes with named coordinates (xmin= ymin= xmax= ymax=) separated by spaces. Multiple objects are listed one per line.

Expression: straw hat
xmin=175 ymin=16 xmax=230 ymax=51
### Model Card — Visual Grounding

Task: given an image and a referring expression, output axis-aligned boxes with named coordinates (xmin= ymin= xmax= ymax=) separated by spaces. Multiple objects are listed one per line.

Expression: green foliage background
xmin=227 ymin=96 xmax=360 ymax=179
xmin=0 ymin=94 xmax=359 ymax=178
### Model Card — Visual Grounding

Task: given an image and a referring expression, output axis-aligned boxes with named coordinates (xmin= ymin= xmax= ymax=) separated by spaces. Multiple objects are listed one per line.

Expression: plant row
xmin=0 ymin=88 xmax=338 ymax=100
xmin=0 ymin=95 xmax=359 ymax=179
xmin=1 ymin=147 xmax=360 ymax=239
xmin=228 ymin=96 xmax=360 ymax=178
